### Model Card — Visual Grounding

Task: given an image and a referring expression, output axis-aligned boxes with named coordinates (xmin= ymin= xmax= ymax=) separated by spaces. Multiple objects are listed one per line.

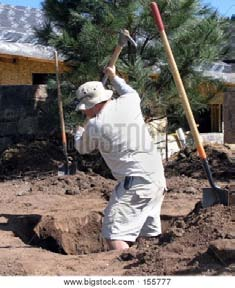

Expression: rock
xmin=65 ymin=189 xmax=80 ymax=195
xmin=81 ymin=182 xmax=90 ymax=189
xmin=170 ymin=227 xmax=185 ymax=237
xmin=63 ymin=178 xmax=73 ymax=186
xmin=16 ymin=185 xmax=32 ymax=196
xmin=225 ymin=232 xmax=235 ymax=239
xmin=175 ymin=219 xmax=186 ymax=229
xmin=209 ymin=239 xmax=235 ymax=264
xmin=184 ymin=186 xmax=198 ymax=195
xmin=118 ymin=252 xmax=136 ymax=261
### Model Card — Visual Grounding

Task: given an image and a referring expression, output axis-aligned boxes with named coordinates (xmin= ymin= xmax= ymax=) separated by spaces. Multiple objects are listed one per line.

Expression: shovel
xmin=150 ymin=2 xmax=229 ymax=207
xmin=54 ymin=50 xmax=76 ymax=175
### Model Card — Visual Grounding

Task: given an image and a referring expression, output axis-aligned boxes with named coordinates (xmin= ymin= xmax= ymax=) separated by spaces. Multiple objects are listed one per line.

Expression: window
xmin=32 ymin=73 xmax=50 ymax=85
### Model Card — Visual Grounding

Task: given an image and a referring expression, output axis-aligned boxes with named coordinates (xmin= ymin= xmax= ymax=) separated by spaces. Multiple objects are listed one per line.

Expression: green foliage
xmin=37 ymin=0 xmax=230 ymax=131
xmin=46 ymin=75 xmax=85 ymax=129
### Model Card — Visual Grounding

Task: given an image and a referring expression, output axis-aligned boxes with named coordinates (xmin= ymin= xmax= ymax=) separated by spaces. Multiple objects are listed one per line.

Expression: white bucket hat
xmin=75 ymin=81 xmax=113 ymax=111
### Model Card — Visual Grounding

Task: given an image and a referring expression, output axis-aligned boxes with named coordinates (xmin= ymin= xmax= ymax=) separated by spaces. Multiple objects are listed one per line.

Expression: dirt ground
xmin=0 ymin=142 xmax=233 ymax=276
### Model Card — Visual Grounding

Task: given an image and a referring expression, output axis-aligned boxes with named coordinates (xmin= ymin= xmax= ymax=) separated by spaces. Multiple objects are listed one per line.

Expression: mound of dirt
xmin=0 ymin=141 xmax=231 ymax=183
xmin=165 ymin=144 xmax=232 ymax=180
xmin=0 ymin=159 xmax=232 ymax=275
xmin=76 ymin=151 xmax=113 ymax=179
xmin=126 ymin=203 xmax=233 ymax=275
xmin=35 ymin=211 xmax=105 ymax=255
xmin=0 ymin=140 xmax=114 ymax=180
xmin=0 ymin=140 xmax=64 ymax=178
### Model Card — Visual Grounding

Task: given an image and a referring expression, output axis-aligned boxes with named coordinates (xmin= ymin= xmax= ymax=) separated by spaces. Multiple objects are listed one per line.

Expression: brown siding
xmin=0 ymin=56 xmax=68 ymax=85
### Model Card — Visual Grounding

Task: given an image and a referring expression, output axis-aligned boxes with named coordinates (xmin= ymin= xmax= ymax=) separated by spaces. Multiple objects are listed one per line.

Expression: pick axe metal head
xmin=118 ymin=29 xmax=137 ymax=48
xmin=102 ymin=29 xmax=137 ymax=85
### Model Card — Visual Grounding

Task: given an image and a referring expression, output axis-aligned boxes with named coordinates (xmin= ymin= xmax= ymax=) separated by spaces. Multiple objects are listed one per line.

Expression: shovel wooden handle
xmin=55 ymin=51 xmax=68 ymax=160
xmin=150 ymin=2 xmax=206 ymax=160
xmin=151 ymin=3 xmax=228 ymax=206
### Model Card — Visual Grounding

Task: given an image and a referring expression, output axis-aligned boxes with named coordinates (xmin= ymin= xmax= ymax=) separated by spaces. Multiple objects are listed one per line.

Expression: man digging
xmin=74 ymin=66 xmax=166 ymax=250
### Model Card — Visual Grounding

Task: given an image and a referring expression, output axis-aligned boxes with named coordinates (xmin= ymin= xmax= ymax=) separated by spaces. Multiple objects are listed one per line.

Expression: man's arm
xmin=111 ymin=76 xmax=137 ymax=96
xmin=74 ymin=122 xmax=98 ymax=154
xmin=105 ymin=66 xmax=139 ymax=97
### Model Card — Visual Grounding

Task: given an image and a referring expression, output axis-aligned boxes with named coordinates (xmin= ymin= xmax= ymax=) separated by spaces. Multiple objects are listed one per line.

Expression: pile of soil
xmin=0 ymin=141 xmax=231 ymax=182
xmin=0 ymin=140 xmax=113 ymax=180
xmin=165 ymin=144 xmax=232 ymax=180
xmin=0 ymin=140 xmax=64 ymax=178
xmin=76 ymin=151 xmax=113 ymax=179
xmin=127 ymin=203 xmax=233 ymax=275
xmin=0 ymin=141 xmax=233 ymax=276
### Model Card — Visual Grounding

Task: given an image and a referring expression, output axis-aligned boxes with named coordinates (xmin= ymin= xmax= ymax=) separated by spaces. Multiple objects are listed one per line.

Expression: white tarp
xmin=0 ymin=41 xmax=55 ymax=60
xmin=0 ymin=3 xmax=57 ymax=60
xmin=197 ymin=61 xmax=235 ymax=84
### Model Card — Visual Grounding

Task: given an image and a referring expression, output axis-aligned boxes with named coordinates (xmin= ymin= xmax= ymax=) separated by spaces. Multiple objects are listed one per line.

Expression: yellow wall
xmin=0 ymin=56 xmax=68 ymax=85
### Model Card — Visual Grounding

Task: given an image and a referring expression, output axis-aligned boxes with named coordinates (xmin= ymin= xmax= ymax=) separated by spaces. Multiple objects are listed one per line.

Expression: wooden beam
xmin=0 ymin=52 xmax=68 ymax=66
xmin=0 ymin=56 xmax=17 ymax=64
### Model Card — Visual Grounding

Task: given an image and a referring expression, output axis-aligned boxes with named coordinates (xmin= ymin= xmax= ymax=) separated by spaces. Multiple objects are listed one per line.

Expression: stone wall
xmin=0 ymin=85 xmax=58 ymax=152
xmin=224 ymin=87 xmax=235 ymax=144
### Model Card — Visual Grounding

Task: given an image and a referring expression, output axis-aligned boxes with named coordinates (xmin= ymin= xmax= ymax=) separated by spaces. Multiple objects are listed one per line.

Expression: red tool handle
xmin=151 ymin=2 xmax=228 ymax=206
xmin=150 ymin=1 xmax=207 ymax=160
xmin=150 ymin=2 xmax=164 ymax=32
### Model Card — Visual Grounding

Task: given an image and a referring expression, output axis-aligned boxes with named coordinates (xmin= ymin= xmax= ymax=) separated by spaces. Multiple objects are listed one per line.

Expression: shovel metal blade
xmin=58 ymin=161 xmax=77 ymax=176
xmin=202 ymin=187 xmax=229 ymax=208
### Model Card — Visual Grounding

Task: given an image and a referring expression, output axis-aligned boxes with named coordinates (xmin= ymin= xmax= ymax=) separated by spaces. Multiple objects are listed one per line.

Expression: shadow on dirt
xmin=174 ymin=251 xmax=228 ymax=275
xmin=0 ymin=212 xmax=107 ymax=255
xmin=0 ymin=214 xmax=66 ymax=254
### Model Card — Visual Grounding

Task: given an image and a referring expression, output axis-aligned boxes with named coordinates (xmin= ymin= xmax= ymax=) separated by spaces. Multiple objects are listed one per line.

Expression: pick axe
xmin=102 ymin=29 xmax=137 ymax=85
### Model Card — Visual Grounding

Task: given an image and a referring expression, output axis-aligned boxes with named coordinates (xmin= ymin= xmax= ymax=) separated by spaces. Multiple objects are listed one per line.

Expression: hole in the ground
xmin=0 ymin=213 xmax=42 ymax=244
xmin=161 ymin=214 xmax=178 ymax=233
xmin=0 ymin=212 xmax=107 ymax=255
xmin=0 ymin=213 xmax=184 ymax=255
xmin=34 ymin=211 xmax=107 ymax=255
xmin=39 ymin=236 xmax=66 ymax=254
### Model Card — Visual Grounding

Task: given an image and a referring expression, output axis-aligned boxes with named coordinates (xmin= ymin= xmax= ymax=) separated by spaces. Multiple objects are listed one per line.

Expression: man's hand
xmin=76 ymin=125 xmax=85 ymax=134
xmin=104 ymin=66 xmax=116 ymax=80
xmin=74 ymin=125 xmax=85 ymax=141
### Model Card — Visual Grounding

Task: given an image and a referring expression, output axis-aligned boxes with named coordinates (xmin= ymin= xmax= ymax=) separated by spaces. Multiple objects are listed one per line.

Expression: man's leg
xmin=106 ymin=239 xmax=129 ymax=250
xmin=138 ymin=192 xmax=164 ymax=238
xmin=102 ymin=181 xmax=153 ymax=251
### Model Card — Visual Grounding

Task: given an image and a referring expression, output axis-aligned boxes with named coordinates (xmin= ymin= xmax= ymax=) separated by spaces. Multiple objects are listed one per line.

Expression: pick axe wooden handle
xmin=108 ymin=45 xmax=123 ymax=67
xmin=102 ymin=45 xmax=122 ymax=85
xmin=102 ymin=29 xmax=137 ymax=85
xmin=150 ymin=2 xmax=206 ymax=160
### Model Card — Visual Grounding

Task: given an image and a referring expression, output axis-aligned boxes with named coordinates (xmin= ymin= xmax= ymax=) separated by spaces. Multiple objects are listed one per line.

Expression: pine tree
xmin=36 ymin=0 xmax=229 ymax=131
xmin=126 ymin=0 xmax=229 ymax=129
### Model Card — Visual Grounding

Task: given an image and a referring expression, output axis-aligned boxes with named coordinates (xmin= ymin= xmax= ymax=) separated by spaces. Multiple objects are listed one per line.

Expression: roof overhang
xmin=0 ymin=41 xmax=64 ymax=62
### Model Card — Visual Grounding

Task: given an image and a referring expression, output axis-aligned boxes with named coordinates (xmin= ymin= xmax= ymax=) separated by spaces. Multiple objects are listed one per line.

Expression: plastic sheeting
xmin=0 ymin=41 xmax=55 ymax=60
xmin=196 ymin=62 xmax=235 ymax=84
xmin=0 ymin=3 xmax=57 ymax=60
xmin=202 ymin=62 xmax=235 ymax=84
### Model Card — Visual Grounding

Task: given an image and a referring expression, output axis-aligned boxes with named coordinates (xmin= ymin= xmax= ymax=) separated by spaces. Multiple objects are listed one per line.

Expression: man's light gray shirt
xmin=75 ymin=76 xmax=166 ymax=196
